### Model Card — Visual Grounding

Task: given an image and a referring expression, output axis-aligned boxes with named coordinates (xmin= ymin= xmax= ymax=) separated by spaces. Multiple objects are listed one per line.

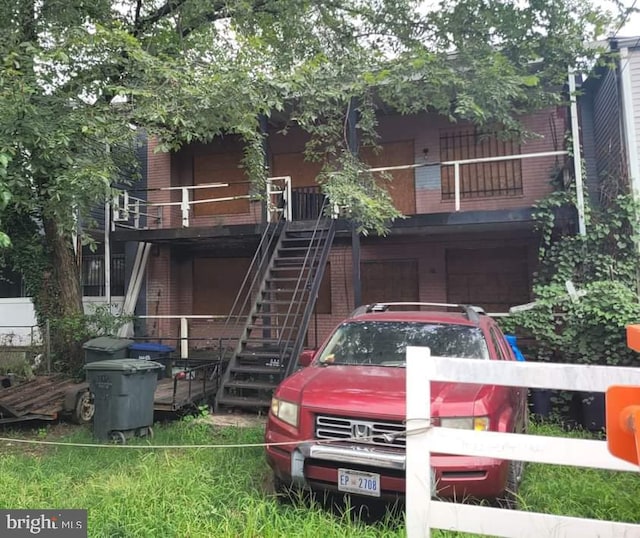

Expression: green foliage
xmin=0 ymin=0 xmax=617 ymax=364
xmin=318 ymin=152 xmax=403 ymax=236
xmin=500 ymin=190 xmax=640 ymax=366
xmin=51 ymin=304 xmax=133 ymax=344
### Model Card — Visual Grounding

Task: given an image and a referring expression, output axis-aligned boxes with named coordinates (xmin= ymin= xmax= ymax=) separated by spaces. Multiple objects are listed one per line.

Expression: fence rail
xmin=406 ymin=350 xmax=640 ymax=538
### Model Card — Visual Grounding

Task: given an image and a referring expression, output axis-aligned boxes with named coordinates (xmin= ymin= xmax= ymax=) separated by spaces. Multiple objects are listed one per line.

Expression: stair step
xmin=238 ymin=350 xmax=287 ymax=359
xmin=257 ymin=300 xmax=305 ymax=306
xmin=246 ymin=322 xmax=298 ymax=329
xmin=240 ymin=347 xmax=288 ymax=355
xmin=274 ymin=256 xmax=314 ymax=262
xmin=280 ymin=234 xmax=327 ymax=242
xmin=267 ymin=277 xmax=306 ymax=282
xmin=216 ymin=396 xmax=272 ymax=409
xmin=278 ymin=246 xmax=315 ymax=252
xmin=285 ymin=227 xmax=330 ymax=234
xmin=229 ymin=365 xmax=283 ymax=375
xmin=243 ymin=338 xmax=288 ymax=345
xmin=269 ymin=265 xmax=311 ymax=270
xmin=225 ymin=380 xmax=279 ymax=391
xmin=260 ymin=289 xmax=304 ymax=295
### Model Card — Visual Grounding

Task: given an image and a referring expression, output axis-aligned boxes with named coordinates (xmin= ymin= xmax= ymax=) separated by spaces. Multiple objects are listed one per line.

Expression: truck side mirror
xmin=299 ymin=349 xmax=316 ymax=367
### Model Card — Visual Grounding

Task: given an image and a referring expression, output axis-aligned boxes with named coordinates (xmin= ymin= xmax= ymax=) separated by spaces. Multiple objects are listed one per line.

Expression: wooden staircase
xmin=215 ymin=217 xmax=335 ymax=412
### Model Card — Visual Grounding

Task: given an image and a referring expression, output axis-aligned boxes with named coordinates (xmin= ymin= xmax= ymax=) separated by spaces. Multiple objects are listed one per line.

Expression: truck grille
xmin=315 ymin=415 xmax=406 ymax=447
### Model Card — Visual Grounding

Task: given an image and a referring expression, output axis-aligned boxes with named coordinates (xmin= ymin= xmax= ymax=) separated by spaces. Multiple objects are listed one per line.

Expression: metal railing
xmin=278 ymin=200 xmax=335 ymax=377
xmin=112 ymin=192 xmax=162 ymax=230
xmin=112 ymin=151 xmax=569 ymax=232
xmin=112 ymin=176 xmax=291 ymax=230
xmin=367 ymin=149 xmax=569 ymax=211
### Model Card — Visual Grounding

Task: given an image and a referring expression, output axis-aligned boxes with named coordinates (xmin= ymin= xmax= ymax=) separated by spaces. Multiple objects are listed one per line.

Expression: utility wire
xmin=0 ymin=422 xmax=433 ymax=450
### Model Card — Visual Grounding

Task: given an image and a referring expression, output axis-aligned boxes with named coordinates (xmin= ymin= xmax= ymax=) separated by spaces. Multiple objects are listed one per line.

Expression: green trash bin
xmin=84 ymin=359 xmax=163 ymax=443
xmin=83 ymin=336 xmax=134 ymax=364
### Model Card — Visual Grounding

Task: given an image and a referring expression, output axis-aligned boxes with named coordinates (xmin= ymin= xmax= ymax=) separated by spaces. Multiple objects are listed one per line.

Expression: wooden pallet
xmin=0 ymin=375 xmax=89 ymax=423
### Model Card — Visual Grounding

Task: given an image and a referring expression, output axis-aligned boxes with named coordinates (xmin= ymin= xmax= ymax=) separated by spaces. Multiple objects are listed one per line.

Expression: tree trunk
xmin=42 ymin=215 xmax=85 ymax=372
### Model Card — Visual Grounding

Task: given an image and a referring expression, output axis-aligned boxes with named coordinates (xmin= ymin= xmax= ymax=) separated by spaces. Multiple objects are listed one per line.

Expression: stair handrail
xmin=283 ymin=220 xmax=335 ymax=377
xmin=273 ymin=198 xmax=335 ymax=374
xmin=219 ymin=178 xmax=288 ymax=360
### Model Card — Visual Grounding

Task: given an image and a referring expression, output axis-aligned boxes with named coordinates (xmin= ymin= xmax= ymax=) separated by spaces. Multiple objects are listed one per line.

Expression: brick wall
xmin=156 ymin=230 xmax=535 ymax=351
xmin=373 ymin=109 xmax=567 ymax=214
xmin=145 ymin=107 xmax=566 ymax=228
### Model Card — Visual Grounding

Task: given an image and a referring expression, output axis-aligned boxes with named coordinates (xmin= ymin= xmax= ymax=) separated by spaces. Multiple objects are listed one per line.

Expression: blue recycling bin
xmin=128 ymin=342 xmax=175 ymax=378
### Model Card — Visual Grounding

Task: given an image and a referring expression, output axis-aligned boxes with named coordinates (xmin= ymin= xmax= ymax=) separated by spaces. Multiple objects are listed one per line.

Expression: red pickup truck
xmin=265 ymin=302 xmax=527 ymax=506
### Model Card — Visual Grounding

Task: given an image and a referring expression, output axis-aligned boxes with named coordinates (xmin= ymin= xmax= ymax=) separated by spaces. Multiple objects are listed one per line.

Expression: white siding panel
xmin=629 ymin=49 xmax=640 ymax=170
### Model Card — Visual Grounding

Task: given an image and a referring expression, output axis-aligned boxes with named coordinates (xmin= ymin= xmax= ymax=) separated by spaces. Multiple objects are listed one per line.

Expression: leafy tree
xmin=0 ymin=0 xmax=612 ymax=369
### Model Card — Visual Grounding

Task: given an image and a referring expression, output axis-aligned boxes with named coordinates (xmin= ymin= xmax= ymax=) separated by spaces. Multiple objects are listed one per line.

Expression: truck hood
xmin=291 ymin=365 xmax=483 ymax=418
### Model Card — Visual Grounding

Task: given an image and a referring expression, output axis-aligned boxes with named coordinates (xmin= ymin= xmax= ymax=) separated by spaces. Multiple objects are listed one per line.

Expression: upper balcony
xmin=111 ymin=109 xmax=571 ymax=240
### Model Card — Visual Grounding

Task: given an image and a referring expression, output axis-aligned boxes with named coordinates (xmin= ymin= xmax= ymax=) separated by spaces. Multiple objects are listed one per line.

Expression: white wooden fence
xmin=406 ymin=348 xmax=640 ymax=538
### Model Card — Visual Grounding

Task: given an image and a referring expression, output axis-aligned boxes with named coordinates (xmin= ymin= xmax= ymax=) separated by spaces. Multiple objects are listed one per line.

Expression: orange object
xmin=625 ymin=324 xmax=640 ymax=352
xmin=606 ymin=386 xmax=640 ymax=466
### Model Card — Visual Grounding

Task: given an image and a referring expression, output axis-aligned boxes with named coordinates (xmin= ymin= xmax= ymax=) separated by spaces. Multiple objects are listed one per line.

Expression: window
xmin=82 ymin=254 xmax=125 ymax=297
xmin=440 ymin=129 xmax=522 ymax=199
xmin=0 ymin=267 xmax=26 ymax=298
xmin=316 ymin=321 xmax=490 ymax=366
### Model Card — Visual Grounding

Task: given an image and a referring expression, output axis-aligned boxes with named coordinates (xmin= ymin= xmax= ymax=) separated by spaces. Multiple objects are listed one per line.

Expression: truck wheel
xmin=71 ymin=391 xmax=95 ymax=424
xmin=273 ymin=475 xmax=294 ymax=502
xmin=500 ymin=460 xmax=523 ymax=509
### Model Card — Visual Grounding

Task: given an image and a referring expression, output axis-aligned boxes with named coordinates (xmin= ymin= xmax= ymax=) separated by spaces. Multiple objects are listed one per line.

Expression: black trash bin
xmin=84 ymin=359 xmax=163 ymax=443
xmin=128 ymin=342 xmax=175 ymax=379
xmin=83 ymin=337 xmax=134 ymax=365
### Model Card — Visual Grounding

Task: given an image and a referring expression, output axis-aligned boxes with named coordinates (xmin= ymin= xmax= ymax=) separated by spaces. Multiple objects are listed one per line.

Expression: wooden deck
xmin=153 ymin=376 xmax=217 ymax=412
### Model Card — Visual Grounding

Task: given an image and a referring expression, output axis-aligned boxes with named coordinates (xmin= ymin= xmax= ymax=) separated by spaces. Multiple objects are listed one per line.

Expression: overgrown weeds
xmin=0 ymin=419 xmax=636 ymax=537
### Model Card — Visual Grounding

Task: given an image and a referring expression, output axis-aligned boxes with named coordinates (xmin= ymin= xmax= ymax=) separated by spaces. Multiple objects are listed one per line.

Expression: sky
xmin=617 ymin=11 xmax=640 ymax=38
xmin=601 ymin=0 xmax=640 ymax=38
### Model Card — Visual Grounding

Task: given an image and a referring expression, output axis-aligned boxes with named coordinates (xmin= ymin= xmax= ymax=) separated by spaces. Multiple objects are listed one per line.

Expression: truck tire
xmin=499 ymin=459 xmax=523 ymax=509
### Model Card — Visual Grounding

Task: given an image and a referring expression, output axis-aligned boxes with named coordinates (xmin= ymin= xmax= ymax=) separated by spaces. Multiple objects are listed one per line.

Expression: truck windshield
xmin=316 ymin=321 xmax=490 ymax=366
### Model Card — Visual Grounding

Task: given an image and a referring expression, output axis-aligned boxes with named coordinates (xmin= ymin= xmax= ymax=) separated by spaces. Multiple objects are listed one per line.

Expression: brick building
xmin=110 ymin=103 xmax=573 ymax=408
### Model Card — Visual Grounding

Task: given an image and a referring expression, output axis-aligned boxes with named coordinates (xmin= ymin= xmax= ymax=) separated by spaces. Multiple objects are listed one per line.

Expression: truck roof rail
xmin=350 ymin=302 xmax=484 ymax=324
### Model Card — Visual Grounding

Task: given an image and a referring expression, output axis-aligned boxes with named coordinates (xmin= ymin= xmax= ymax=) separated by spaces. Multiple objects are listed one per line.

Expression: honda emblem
xmin=352 ymin=423 xmax=371 ymax=440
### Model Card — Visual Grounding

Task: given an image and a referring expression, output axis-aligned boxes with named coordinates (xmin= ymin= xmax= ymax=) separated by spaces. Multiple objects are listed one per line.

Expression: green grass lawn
xmin=0 ymin=418 xmax=637 ymax=537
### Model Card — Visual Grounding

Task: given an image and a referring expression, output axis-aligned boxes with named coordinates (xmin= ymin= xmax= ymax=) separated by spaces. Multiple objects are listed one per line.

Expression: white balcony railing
xmin=112 ymin=176 xmax=292 ymax=230
xmin=112 ymin=149 xmax=570 ymax=231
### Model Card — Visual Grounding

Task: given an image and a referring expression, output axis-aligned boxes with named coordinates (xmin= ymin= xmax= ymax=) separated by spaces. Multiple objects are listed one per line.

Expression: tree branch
xmin=134 ymin=0 xmax=142 ymax=30
xmin=133 ymin=0 xmax=188 ymax=36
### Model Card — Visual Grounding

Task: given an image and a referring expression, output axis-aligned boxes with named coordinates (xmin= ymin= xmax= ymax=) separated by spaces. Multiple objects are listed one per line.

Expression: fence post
xmin=180 ymin=317 xmax=188 ymax=359
xmin=406 ymin=346 xmax=432 ymax=538
xmin=454 ymin=162 xmax=461 ymax=212
xmin=45 ymin=319 xmax=51 ymax=374
xmin=181 ymin=187 xmax=190 ymax=227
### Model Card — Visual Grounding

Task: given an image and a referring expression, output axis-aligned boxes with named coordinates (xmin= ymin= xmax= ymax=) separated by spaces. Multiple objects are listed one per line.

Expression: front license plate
xmin=337 ymin=468 xmax=381 ymax=497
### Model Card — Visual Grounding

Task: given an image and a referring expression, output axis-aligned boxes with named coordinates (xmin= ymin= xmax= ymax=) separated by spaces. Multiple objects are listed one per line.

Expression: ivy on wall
xmin=499 ymin=188 xmax=640 ymax=367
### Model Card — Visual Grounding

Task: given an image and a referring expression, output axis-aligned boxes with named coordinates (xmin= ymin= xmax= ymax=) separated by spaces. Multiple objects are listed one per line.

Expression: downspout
xmin=347 ymin=98 xmax=362 ymax=308
xmin=568 ymin=68 xmax=587 ymax=236
xmin=104 ymin=201 xmax=111 ymax=306
xmin=619 ymin=48 xmax=640 ymax=198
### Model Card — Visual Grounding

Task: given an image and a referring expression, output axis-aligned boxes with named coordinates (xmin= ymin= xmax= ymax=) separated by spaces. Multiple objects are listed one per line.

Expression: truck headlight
xmin=270 ymin=397 xmax=299 ymax=428
xmin=440 ymin=416 xmax=490 ymax=431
